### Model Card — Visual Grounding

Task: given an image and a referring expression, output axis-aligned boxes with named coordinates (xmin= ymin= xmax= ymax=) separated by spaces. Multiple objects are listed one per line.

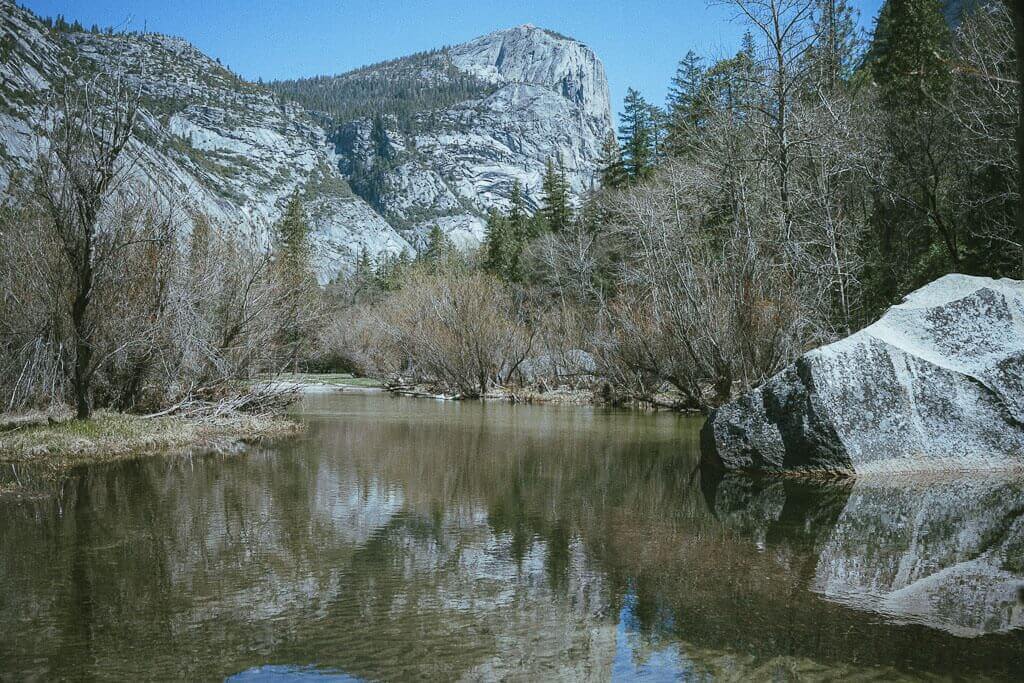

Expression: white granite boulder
xmin=701 ymin=275 xmax=1024 ymax=475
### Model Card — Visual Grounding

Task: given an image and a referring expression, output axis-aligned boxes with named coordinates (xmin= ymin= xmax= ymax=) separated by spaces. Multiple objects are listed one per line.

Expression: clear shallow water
xmin=1 ymin=391 xmax=1022 ymax=681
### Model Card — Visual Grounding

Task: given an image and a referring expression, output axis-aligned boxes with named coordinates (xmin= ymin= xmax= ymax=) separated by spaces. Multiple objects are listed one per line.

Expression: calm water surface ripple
xmin=1 ymin=392 xmax=1023 ymax=680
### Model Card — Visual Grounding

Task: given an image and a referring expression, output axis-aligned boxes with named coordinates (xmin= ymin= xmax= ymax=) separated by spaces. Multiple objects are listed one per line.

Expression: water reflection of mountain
xmin=1 ymin=393 xmax=1022 ymax=680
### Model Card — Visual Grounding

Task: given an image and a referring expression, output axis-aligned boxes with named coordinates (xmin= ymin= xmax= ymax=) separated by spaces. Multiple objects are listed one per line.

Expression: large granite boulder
xmin=701 ymin=275 xmax=1024 ymax=475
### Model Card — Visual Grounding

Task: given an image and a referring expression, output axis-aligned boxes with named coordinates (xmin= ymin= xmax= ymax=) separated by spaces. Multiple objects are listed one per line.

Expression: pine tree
xmin=371 ymin=114 xmax=391 ymax=160
xmin=647 ymin=104 xmax=668 ymax=165
xmin=809 ymin=0 xmax=862 ymax=92
xmin=421 ymin=223 xmax=455 ymax=271
xmin=374 ymin=249 xmax=412 ymax=292
xmin=481 ymin=182 xmax=535 ymax=282
xmin=274 ymin=192 xmax=317 ymax=372
xmin=541 ymin=158 xmax=572 ymax=232
xmin=508 ymin=180 xmax=533 ymax=240
xmin=868 ymin=0 xmax=957 ymax=306
xmin=353 ymin=245 xmax=375 ymax=297
xmin=277 ymin=192 xmax=312 ymax=270
xmin=617 ymin=88 xmax=654 ymax=183
xmin=483 ymin=208 xmax=514 ymax=280
xmin=872 ymin=0 xmax=951 ymax=106
xmin=597 ymin=133 xmax=626 ymax=189
xmin=666 ymin=51 xmax=707 ymax=157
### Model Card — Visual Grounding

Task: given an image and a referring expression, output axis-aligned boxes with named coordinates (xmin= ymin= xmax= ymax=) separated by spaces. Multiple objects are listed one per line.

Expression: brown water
xmin=1 ymin=391 xmax=1022 ymax=681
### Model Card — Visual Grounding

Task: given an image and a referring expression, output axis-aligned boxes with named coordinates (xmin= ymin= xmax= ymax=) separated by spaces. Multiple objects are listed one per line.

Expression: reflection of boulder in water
xmin=700 ymin=469 xmax=850 ymax=554
xmin=813 ymin=477 xmax=1024 ymax=637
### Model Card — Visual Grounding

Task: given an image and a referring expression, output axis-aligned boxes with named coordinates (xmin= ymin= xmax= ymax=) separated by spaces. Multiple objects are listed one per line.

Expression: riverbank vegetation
xmin=0 ymin=409 xmax=299 ymax=470
xmin=2 ymin=0 xmax=1021 ymax=424
xmin=0 ymin=72 xmax=316 ymax=448
xmin=319 ymin=0 xmax=1022 ymax=408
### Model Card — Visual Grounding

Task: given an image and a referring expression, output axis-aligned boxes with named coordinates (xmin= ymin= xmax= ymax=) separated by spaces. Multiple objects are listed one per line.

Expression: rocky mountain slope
xmin=0 ymin=1 xmax=414 ymax=278
xmin=272 ymin=24 xmax=614 ymax=247
xmin=1 ymin=2 xmax=613 ymax=269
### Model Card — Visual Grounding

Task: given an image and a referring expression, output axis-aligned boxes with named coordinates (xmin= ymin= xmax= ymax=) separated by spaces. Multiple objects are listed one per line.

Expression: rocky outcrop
xmin=313 ymin=25 xmax=614 ymax=247
xmin=701 ymin=275 xmax=1024 ymax=475
xmin=0 ymin=1 xmax=412 ymax=279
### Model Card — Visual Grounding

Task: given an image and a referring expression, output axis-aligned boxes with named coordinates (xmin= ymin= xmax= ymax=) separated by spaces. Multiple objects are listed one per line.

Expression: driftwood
xmin=143 ymin=382 xmax=300 ymax=419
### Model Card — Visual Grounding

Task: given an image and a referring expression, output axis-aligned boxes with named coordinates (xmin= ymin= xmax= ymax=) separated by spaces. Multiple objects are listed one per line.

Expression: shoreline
xmin=385 ymin=381 xmax=703 ymax=412
xmin=0 ymin=410 xmax=302 ymax=495
xmin=0 ymin=375 xmax=695 ymax=495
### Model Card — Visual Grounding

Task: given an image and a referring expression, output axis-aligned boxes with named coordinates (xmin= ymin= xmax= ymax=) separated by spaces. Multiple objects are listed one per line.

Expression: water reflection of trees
xmin=1 ymin=394 xmax=1022 ymax=680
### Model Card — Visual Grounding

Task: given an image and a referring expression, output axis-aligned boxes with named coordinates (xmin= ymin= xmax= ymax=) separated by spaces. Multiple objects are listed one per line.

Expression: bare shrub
xmin=596 ymin=158 xmax=809 ymax=409
xmin=371 ymin=268 xmax=532 ymax=397
xmin=0 ymin=188 xmax=321 ymax=415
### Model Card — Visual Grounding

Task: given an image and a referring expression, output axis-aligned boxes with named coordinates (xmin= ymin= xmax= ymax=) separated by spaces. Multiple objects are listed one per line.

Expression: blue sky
xmin=20 ymin=0 xmax=886 ymax=119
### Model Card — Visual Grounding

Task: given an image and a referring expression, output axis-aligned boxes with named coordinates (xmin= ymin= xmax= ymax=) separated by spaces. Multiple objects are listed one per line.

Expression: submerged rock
xmin=701 ymin=274 xmax=1024 ymax=475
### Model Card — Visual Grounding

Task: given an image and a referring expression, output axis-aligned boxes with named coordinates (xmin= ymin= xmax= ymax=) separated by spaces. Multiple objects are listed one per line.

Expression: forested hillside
xmin=269 ymin=49 xmax=497 ymax=129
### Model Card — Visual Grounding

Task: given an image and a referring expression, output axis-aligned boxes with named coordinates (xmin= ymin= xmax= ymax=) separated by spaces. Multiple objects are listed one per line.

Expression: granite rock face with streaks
xmin=2 ymin=5 xmax=612 ymax=275
xmin=701 ymin=274 xmax=1024 ymax=475
xmin=329 ymin=24 xmax=614 ymax=246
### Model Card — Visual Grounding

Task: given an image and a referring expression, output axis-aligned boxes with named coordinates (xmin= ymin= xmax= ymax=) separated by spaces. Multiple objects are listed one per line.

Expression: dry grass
xmin=0 ymin=409 xmax=302 ymax=471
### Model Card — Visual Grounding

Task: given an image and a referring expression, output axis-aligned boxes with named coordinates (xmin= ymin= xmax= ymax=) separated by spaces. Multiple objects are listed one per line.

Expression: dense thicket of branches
xmin=0 ymin=69 xmax=321 ymax=415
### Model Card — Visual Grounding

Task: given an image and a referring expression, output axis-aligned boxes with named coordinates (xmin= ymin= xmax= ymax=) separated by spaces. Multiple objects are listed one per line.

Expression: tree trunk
xmin=1015 ymin=0 xmax=1024 ymax=274
xmin=71 ymin=241 xmax=94 ymax=420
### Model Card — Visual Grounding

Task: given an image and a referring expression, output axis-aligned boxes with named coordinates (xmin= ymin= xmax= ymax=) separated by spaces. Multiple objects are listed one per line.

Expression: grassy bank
xmin=0 ymin=410 xmax=302 ymax=476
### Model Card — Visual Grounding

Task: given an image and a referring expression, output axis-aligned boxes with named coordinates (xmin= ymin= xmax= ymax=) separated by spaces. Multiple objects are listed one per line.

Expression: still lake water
xmin=1 ymin=391 xmax=1023 ymax=681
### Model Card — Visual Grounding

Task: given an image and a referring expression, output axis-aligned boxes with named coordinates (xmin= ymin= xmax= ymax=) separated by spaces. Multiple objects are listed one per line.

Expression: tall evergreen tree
xmin=617 ymin=88 xmax=654 ymax=183
xmin=371 ymin=114 xmax=391 ymax=160
xmin=809 ymin=0 xmax=862 ymax=92
xmin=872 ymin=0 xmax=951 ymax=107
xmin=541 ymin=158 xmax=572 ymax=232
xmin=647 ymin=104 xmax=669 ymax=164
xmin=353 ymin=245 xmax=375 ymax=299
xmin=597 ymin=132 xmax=626 ymax=189
xmin=507 ymin=180 xmax=533 ymax=239
xmin=420 ymin=223 xmax=456 ymax=271
xmin=374 ymin=249 xmax=412 ymax=292
xmin=275 ymin=192 xmax=317 ymax=372
xmin=483 ymin=208 xmax=506 ymax=272
xmin=277 ymin=192 xmax=312 ymax=270
xmin=868 ymin=0 xmax=957 ymax=306
xmin=666 ymin=51 xmax=708 ymax=157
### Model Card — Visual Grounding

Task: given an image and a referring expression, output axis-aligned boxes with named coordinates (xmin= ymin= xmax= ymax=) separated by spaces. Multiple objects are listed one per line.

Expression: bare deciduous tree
xmin=34 ymin=70 xmax=141 ymax=418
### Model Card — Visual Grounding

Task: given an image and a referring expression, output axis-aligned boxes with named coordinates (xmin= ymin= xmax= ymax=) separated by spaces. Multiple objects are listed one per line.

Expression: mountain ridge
xmin=269 ymin=23 xmax=613 ymax=247
xmin=1 ymin=2 xmax=613 ymax=271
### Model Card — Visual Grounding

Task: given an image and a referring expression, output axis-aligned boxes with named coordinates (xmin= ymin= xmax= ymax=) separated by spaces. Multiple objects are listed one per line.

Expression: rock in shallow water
xmin=701 ymin=274 xmax=1024 ymax=475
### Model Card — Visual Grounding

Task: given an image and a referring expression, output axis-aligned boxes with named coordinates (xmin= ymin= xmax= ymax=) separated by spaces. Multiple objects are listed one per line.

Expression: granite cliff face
xmin=281 ymin=24 xmax=614 ymax=247
xmin=0 ymin=1 xmax=411 ymax=277
xmin=701 ymin=275 xmax=1024 ymax=476
xmin=1 ymin=3 xmax=612 ymax=271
